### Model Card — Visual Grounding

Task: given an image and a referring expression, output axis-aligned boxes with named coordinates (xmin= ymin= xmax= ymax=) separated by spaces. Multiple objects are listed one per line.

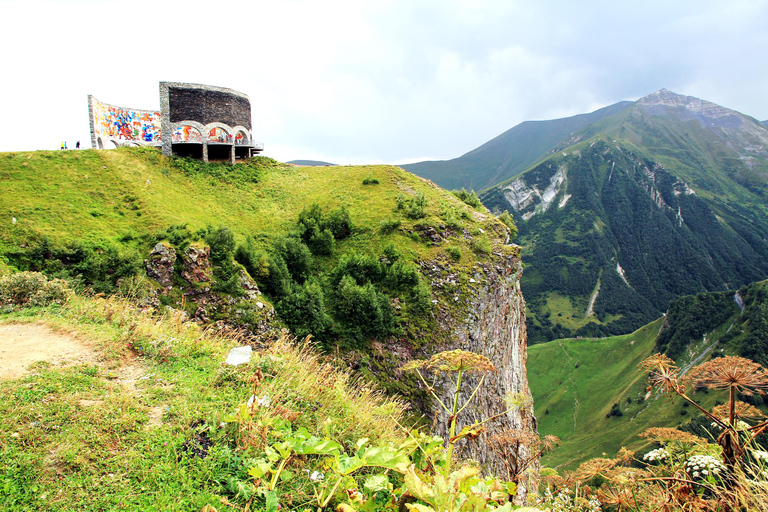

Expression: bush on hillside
xmin=332 ymin=275 xmax=395 ymax=346
xmin=275 ymin=280 xmax=333 ymax=340
xmin=330 ymin=252 xmax=385 ymax=287
xmin=297 ymin=204 xmax=353 ymax=255
xmin=396 ymin=193 xmax=428 ymax=219
xmin=452 ymin=188 xmax=482 ymax=209
xmin=0 ymin=271 xmax=71 ymax=308
xmin=272 ymin=237 xmax=313 ymax=284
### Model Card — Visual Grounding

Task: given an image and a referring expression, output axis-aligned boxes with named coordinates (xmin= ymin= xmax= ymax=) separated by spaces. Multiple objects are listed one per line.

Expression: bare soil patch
xmin=0 ymin=323 xmax=101 ymax=380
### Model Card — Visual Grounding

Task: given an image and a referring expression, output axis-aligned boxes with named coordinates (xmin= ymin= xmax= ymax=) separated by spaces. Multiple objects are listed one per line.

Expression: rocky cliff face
xmin=420 ymin=248 xmax=538 ymax=503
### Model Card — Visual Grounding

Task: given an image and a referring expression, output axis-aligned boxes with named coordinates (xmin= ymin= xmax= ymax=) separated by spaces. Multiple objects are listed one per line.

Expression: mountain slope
xmin=481 ymin=90 xmax=768 ymax=342
xmin=401 ymin=101 xmax=632 ymax=192
xmin=529 ymin=280 xmax=768 ymax=469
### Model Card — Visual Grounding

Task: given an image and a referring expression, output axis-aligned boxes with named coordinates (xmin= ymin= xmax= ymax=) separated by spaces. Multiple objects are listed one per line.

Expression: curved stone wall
xmin=160 ymin=82 xmax=254 ymax=161
xmin=88 ymin=96 xmax=162 ymax=149
xmin=88 ymin=82 xmax=259 ymax=162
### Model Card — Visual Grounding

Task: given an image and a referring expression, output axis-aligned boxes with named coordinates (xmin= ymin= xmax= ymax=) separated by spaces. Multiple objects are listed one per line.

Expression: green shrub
xmin=451 ymin=188 xmax=482 ymax=209
xmin=235 ymin=238 xmax=269 ymax=280
xmin=498 ymin=210 xmax=518 ymax=239
xmin=440 ymin=206 xmax=463 ymax=229
xmin=381 ymin=243 xmax=401 ymax=264
xmin=446 ymin=246 xmax=462 ymax=261
xmin=379 ymin=218 xmax=402 ymax=234
xmin=471 ymin=236 xmax=492 ymax=255
xmin=332 ymin=276 xmax=394 ymax=345
xmin=410 ymin=281 xmax=434 ymax=315
xmin=297 ymin=204 xmax=352 ymax=254
xmin=362 ymin=176 xmax=380 ymax=185
xmin=386 ymin=260 xmax=420 ymax=290
xmin=204 ymin=226 xmax=236 ymax=264
xmin=396 ymin=193 xmax=428 ymax=219
xmin=0 ymin=272 xmax=71 ymax=308
xmin=324 ymin=207 xmax=353 ymax=240
xmin=331 ymin=252 xmax=385 ymax=287
xmin=273 ymin=237 xmax=313 ymax=284
xmin=276 ymin=280 xmax=332 ymax=340
xmin=259 ymin=253 xmax=292 ymax=298
xmin=156 ymin=224 xmax=194 ymax=252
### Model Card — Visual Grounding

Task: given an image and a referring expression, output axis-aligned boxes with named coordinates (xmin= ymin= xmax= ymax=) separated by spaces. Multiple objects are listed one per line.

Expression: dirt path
xmin=0 ymin=322 xmax=165 ymax=426
xmin=0 ymin=323 xmax=102 ymax=380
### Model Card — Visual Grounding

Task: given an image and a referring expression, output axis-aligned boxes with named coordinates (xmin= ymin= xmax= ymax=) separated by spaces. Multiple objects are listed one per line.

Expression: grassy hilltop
xmin=0 ymin=147 xmax=527 ymax=510
xmin=0 ymin=147 xmax=515 ymax=358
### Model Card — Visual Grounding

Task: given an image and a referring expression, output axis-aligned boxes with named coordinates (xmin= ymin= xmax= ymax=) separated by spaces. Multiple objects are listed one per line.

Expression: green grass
xmin=529 ymin=318 xmax=724 ymax=469
xmin=0 ymin=147 xmax=514 ymax=272
xmin=0 ymin=294 xmax=408 ymax=510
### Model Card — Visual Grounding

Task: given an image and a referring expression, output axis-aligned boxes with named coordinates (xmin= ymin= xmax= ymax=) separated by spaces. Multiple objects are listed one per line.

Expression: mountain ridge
xmin=401 ymin=101 xmax=633 ymax=191
xmin=480 ymin=89 xmax=768 ymax=342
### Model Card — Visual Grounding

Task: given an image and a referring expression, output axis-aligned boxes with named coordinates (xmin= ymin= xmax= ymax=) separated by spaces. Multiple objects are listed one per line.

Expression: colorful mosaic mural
xmin=172 ymin=125 xmax=203 ymax=142
xmin=208 ymin=127 xmax=231 ymax=143
xmin=91 ymin=98 xmax=162 ymax=142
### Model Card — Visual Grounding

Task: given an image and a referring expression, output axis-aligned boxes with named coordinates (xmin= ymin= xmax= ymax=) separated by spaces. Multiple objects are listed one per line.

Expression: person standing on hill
xmin=64 ymin=142 xmax=68 ymax=150
xmin=60 ymin=142 xmax=64 ymax=150
xmin=76 ymin=141 xmax=80 ymax=149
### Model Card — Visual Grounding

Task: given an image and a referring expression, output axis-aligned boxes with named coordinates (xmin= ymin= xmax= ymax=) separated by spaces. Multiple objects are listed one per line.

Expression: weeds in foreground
xmin=212 ymin=346 xmax=529 ymax=511
xmin=537 ymin=354 xmax=768 ymax=511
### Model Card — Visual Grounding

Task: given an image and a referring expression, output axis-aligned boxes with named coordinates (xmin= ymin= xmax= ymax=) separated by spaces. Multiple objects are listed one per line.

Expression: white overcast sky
xmin=2 ymin=0 xmax=767 ymax=164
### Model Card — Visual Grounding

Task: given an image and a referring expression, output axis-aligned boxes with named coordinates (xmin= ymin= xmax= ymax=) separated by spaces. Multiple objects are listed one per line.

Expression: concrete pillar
xmin=203 ymin=143 xmax=209 ymax=163
xmin=230 ymin=145 xmax=235 ymax=164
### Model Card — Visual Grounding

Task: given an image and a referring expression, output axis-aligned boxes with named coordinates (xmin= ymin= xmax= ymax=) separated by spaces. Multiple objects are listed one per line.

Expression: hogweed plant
xmin=637 ymin=354 xmax=768 ymax=509
xmin=401 ymin=349 xmax=503 ymax=478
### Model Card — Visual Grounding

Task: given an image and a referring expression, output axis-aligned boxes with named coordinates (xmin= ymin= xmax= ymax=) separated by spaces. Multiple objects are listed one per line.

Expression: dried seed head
xmin=638 ymin=354 xmax=684 ymax=395
xmin=685 ymin=356 xmax=768 ymax=395
xmin=401 ymin=349 xmax=497 ymax=375
xmin=712 ymin=401 xmax=765 ymax=421
xmin=639 ymin=427 xmax=705 ymax=445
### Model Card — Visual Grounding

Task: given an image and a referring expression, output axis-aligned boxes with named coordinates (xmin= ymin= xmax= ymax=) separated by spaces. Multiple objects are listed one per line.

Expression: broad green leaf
xmin=363 ymin=474 xmax=390 ymax=494
xmin=247 ymin=461 xmax=271 ymax=479
xmin=264 ymin=446 xmax=280 ymax=463
xmin=273 ymin=440 xmax=292 ymax=459
xmin=279 ymin=469 xmax=294 ymax=482
xmin=297 ymin=437 xmax=342 ymax=455
xmin=338 ymin=454 xmax=365 ymax=475
xmin=265 ymin=490 xmax=279 ymax=512
xmin=355 ymin=437 xmax=370 ymax=451
xmin=405 ymin=504 xmax=435 ymax=512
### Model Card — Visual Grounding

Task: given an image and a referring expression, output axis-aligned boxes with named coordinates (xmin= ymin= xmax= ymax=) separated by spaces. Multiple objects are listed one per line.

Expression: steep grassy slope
xmin=401 ymin=101 xmax=632 ymax=192
xmin=0 ymin=147 xmax=516 ymax=396
xmin=0 ymin=292 xmax=409 ymax=510
xmin=481 ymin=91 xmax=768 ymax=342
xmin=529 ymin=280 xmax=768 ymax=469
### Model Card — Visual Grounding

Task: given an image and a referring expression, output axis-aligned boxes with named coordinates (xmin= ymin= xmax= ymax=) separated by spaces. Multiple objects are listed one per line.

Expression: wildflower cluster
xmin=752 ymin=449 xmax=768 ymax=462
xmin=685 ymin=455 xmax=724 ymax=480
xmin=643 ymin=448 xmax=669 ymax=462
xmin=537 ymin=487 xmax=601 ymax=512
xmin=246 ymin=394 xmax=271 ymax=407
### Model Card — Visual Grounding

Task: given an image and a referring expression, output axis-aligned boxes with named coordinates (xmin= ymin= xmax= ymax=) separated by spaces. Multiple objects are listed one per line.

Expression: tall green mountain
xmin=481 ymin=89 xmax=768 ymax=342
xmin=400 ymin=101 xmax=632 ymax=191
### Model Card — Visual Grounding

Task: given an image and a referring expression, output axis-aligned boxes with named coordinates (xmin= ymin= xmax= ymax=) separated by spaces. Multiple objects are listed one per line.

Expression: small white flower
xmin=310 ymin=471 xmax=324 ymax=482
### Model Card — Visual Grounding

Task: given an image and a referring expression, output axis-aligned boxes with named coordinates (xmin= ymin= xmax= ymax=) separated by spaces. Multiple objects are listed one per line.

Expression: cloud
xmin=1 ymin=0 xmax=767 ymax=162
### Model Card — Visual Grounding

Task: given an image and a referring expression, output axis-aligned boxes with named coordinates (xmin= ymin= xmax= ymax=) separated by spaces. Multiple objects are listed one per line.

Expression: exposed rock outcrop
xmin=145 ymin=243 xmax=176 ymax=288
xmin=419 ymin=248 xmax=538 ymax=504
xmin=181 ymin=245 xmax=212 ymax=284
